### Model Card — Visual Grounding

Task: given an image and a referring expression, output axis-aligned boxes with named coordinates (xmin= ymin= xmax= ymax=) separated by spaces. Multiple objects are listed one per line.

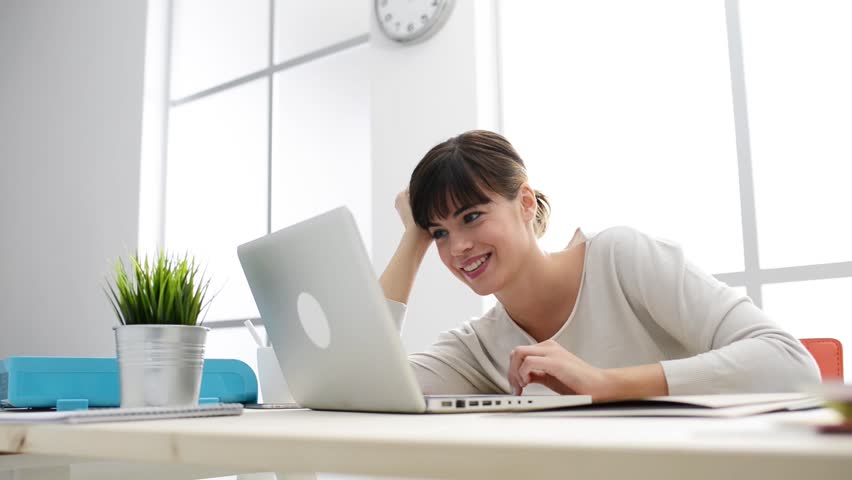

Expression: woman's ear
xmin=518 ymin=183 xmax=537 ymax=222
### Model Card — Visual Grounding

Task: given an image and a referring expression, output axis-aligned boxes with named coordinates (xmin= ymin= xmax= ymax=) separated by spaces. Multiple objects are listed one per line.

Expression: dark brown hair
xmin=409 ymin=130 xmax=551 ymax=238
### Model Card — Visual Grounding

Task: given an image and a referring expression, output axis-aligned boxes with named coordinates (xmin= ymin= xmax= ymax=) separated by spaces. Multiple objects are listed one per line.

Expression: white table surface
xmin=2 ymin=407 xmax=852 ymax=479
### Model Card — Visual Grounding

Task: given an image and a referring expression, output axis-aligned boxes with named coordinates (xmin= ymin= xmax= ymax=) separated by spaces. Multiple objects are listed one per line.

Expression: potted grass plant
xmin=105 ymin=251 xmax=213 ymax=407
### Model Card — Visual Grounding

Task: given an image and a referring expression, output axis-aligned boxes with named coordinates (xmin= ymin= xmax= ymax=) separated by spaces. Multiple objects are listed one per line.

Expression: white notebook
xmin=0 ymin=403 xmax=243 ymax=424
xmin=522 ymin=393 xmax=823 ymax=418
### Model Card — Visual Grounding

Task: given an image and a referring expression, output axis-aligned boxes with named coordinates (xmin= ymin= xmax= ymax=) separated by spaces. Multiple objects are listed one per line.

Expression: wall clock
xmin=375 ymin=0 xmax=456 ymax=44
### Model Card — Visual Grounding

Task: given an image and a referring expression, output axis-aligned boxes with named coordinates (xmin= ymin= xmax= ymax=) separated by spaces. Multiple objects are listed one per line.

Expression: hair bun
xmin=533 ymin=190 xmax=551 ymax=238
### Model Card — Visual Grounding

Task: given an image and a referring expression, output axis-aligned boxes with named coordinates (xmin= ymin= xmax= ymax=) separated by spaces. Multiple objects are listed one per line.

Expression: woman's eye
xmin=431 ymin=230 xmax=448 ymax=240
xmin=463 ymin=212 xmax=482 ymax=223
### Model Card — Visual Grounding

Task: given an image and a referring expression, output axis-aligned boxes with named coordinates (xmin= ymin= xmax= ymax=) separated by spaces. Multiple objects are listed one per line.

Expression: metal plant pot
xmin=114 ymin=324 xmax=209 ymax=407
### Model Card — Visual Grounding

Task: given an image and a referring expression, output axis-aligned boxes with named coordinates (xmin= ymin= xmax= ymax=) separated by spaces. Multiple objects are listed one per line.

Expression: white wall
xmin=370 ymin=1 xmax=498 ymax=352
xmin=0 ymin=0 xmax=147 ymax=357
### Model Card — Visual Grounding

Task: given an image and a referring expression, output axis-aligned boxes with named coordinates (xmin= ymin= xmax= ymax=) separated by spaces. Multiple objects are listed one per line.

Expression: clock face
xmin=375 ymin=0 xmax=455 ymax=43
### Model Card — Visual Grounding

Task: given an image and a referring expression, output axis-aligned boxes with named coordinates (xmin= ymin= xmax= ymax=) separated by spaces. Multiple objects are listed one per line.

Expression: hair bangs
xmin=411 ymin=150 xmax=495 ymax=230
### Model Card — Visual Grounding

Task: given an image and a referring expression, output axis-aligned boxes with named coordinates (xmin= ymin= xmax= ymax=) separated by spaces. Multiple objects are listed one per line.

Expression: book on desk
xmin=0 ymin=402 xmax=244 ymax=424
xmin=521 ymin=393 xmax=823 ymax=418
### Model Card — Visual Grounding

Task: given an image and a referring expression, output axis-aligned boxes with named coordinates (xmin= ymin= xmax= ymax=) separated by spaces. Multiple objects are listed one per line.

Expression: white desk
xmin=1 ymin=408 xmax=852 ymax=479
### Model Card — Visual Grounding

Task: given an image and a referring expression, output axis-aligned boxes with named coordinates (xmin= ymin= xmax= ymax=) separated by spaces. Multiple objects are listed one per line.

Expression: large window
xmin=500 ymin=0 xmax=741 ymax=271
xmin=161 ymin=0 xmax=370 ymax=368
xmin=499 ymin=0 xmax=852 ymax=372
xmin=153 ymin=0 xmax=852 ymax=376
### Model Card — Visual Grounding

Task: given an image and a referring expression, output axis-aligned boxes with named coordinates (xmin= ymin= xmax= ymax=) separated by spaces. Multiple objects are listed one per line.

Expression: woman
xmin=379 ymin=130 xmax=820 ymax=402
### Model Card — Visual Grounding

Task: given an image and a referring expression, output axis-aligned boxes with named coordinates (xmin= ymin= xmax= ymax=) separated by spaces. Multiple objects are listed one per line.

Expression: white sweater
xmin=387 ymin=226 xmax=821 ymax=396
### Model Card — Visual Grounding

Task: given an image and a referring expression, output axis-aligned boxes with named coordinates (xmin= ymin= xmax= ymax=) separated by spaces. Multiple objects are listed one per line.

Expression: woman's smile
xmin=460 ymin=252 xmax=492 ymax=279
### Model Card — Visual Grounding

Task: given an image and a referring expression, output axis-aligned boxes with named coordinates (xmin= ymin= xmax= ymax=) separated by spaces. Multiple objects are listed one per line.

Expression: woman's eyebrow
xmin=453 ymin=203 xmax=484 ymax=217
xmin=427 ymin=203 xmax=485 ymax=227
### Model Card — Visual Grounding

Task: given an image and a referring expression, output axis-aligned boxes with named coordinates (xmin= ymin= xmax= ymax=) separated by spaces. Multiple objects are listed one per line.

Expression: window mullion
xmin=724 ymin=0 xmax=762 ymax=307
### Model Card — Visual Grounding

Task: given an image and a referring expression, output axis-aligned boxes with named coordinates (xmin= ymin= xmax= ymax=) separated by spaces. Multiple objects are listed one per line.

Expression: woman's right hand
xmin=379 ymin=189 xmax=432 ymax=304
xmin=394 ymin=190 xmax=417 ymax=231
xmin=394 ymin=190 xmax=430 ymax=243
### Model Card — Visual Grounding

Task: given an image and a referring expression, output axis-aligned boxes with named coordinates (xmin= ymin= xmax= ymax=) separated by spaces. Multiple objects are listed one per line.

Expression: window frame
xmin=159 ymin=0 xmax=370 ymax=332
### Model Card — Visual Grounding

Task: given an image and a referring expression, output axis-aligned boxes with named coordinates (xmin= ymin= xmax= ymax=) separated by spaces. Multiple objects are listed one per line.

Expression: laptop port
xmin=528 ymin=400 xmax=532 ymax=404
xmin=456 ymin=400 xmax=465 ymax=408
xmin=469 ymin=401 xmax=479 ymax=407
xmin=483 ymin=401 xmax=492 ymax=406
xmin=495 ymin=401 xmax=501 ymax=406
xmin=441 ymin=401 xmax=452 ymax=407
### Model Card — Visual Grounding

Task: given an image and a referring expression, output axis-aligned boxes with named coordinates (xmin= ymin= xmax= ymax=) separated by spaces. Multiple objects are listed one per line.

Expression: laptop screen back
xmin=237 ymin=207 xmax=427 ymax=413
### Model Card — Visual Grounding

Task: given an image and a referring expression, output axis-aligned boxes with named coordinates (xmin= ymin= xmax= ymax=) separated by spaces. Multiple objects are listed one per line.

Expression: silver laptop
xmin=237 ymin=206 xmax=591 ymax=413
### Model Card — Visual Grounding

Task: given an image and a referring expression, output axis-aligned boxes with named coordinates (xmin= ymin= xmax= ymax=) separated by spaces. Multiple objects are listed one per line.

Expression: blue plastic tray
xmin=0 ymin=357 xmax=257 ymax=408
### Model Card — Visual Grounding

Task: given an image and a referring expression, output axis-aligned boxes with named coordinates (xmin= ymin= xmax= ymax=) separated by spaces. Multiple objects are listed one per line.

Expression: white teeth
xmin=462 ymin=254 xmax=489 ymax=272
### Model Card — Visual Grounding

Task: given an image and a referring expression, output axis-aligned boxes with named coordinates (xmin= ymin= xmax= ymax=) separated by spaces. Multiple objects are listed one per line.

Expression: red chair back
xmin=800 ymin=338 xmax=844 ymax=382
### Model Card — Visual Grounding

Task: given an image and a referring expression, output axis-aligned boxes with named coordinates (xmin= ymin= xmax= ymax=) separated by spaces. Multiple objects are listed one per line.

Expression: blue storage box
xmin=0 ymin=357 xmax=257 ymax=408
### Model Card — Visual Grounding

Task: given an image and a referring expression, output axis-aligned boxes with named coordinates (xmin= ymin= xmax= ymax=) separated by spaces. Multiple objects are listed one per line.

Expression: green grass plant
xmin=105 ymin=251 xmax=213 ymax=326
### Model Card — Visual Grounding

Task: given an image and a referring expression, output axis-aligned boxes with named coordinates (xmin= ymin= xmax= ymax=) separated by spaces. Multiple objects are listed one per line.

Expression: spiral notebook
xmin=0 ymin=403 xmax=243 ymax=424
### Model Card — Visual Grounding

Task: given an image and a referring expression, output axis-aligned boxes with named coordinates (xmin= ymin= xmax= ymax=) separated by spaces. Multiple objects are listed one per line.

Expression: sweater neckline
xmin=499 ymin=233 xmax=594 ymax=344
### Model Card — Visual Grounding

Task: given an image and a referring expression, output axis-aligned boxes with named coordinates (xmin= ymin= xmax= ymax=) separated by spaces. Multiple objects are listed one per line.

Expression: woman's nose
xmin=450 ymin=233 xmax=473 ymax=256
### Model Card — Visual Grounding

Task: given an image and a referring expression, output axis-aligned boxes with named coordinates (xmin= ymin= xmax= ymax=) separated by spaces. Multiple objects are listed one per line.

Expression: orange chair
xmin=800 ymin=338 xmax=844 ymax=382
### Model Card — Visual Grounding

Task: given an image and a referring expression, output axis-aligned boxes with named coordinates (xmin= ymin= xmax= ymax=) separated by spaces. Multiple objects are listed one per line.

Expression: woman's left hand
xmin=508 ymin=340 xmax=614 ymax=401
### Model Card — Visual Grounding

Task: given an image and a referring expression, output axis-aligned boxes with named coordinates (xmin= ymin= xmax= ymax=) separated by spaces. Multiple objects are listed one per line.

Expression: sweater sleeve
xmin=385 ymin=299 xmax=503 ymax=395
xmin=606 ymin=227 xmax=822 ymax=395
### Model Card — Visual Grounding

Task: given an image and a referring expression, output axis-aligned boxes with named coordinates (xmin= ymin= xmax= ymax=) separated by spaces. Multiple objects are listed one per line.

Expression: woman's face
xmin=426 ymin=186 xmax=537 ymax=296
